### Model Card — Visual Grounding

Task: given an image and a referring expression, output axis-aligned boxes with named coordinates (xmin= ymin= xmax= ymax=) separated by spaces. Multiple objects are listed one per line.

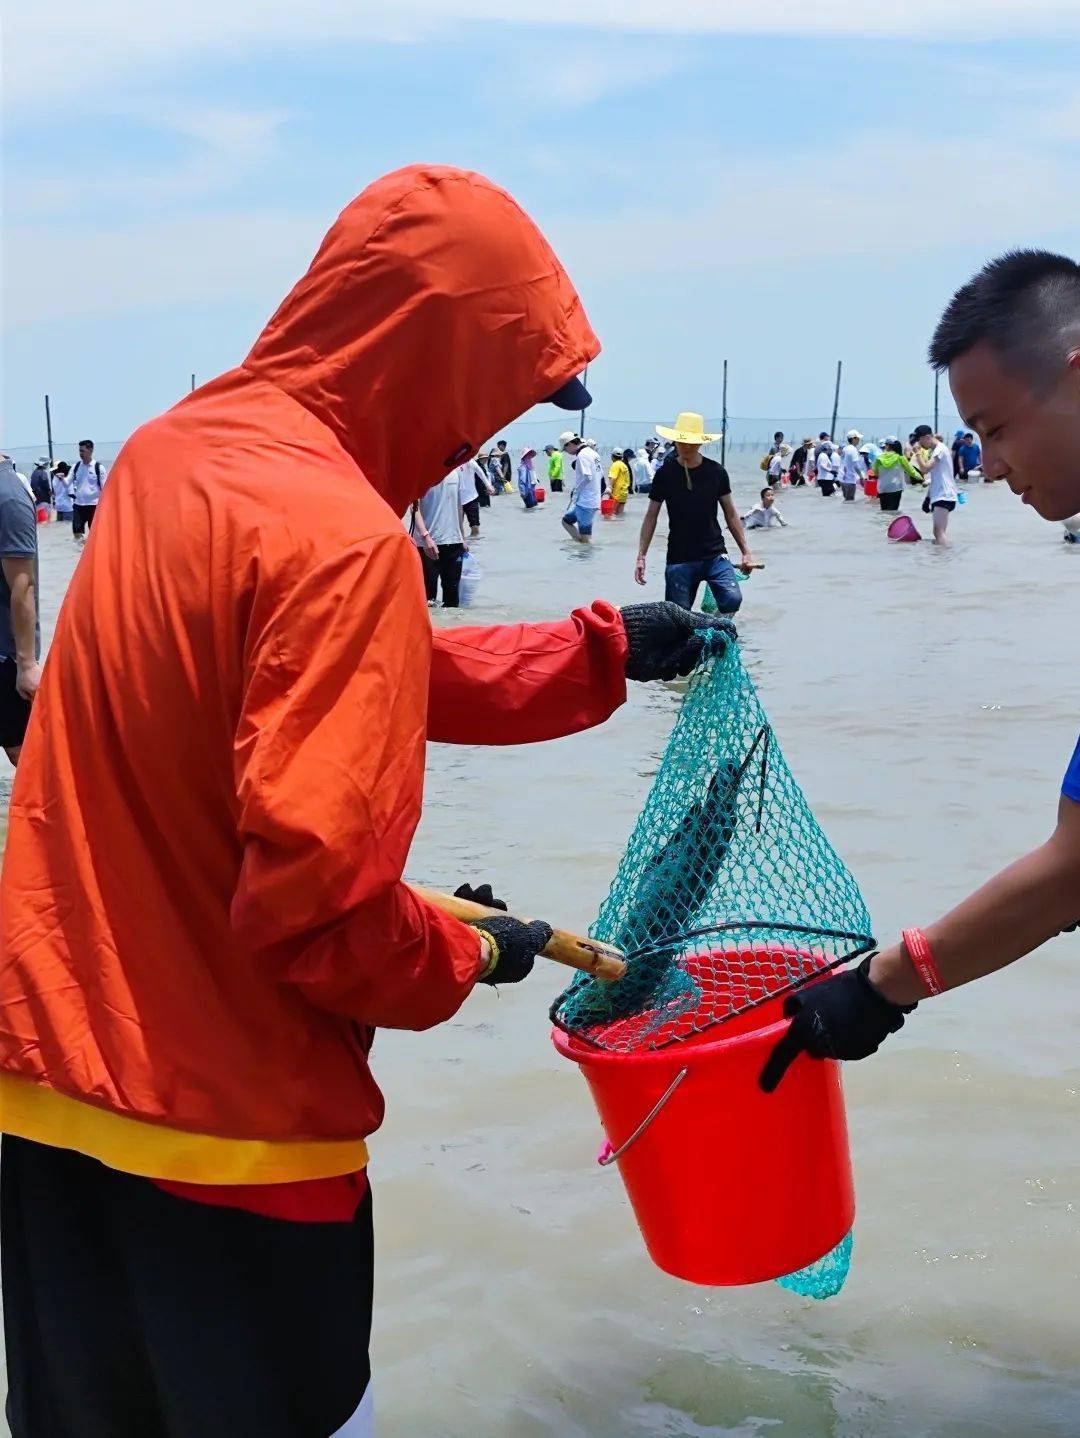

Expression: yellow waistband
xmin=0 ymin=1072 xmax=368 ymax=1184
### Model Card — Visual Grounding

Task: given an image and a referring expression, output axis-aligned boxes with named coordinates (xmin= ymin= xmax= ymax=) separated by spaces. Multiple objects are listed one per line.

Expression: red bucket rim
xmin=551 ymin=1004 xmax=792 ymax=1067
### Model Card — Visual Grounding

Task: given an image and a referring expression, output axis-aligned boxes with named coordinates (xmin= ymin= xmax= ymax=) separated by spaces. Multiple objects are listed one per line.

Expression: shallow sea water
xmin=3 ymin=466 xmax=1079 ymax=1436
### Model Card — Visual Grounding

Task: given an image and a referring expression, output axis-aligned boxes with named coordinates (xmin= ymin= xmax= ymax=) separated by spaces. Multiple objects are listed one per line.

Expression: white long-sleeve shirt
xmin=839 ymin=444 xmax=866 ymax=485
xmin=742 ymin=503 xmax=787 ymax=529
xmin=71 ymin=459 xmax=107 ymax=506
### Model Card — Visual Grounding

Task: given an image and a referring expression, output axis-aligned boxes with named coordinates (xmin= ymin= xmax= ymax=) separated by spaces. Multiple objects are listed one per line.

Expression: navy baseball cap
xmin=545 ymin=375 xmax=592 ymax=411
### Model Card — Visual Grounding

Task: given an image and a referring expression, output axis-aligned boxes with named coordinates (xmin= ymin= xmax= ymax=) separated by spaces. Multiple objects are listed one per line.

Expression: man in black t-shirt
xmin=634 ymin=411 xmax=755 ymax=613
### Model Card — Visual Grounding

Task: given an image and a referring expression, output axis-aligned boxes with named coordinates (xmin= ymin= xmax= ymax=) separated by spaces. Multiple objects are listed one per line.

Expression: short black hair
xmin=760 ymin=486 xmax=773 ymax=498
xmin=886 ymin=440 xmax=902 ymax=455
xmin=496 ymin=439 xmax=507 ymax=449
xmin=773 ymin=431 xmax=783 ymax=440
xmin=929 ymin=250 xmax=1080 ymax=387
xmin=79 ymin=439 xmax=94 ymax=449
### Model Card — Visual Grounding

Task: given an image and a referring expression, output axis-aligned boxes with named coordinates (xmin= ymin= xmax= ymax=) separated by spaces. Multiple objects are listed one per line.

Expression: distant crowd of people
xmin=757 ymin=424 xmax=986 ymax=544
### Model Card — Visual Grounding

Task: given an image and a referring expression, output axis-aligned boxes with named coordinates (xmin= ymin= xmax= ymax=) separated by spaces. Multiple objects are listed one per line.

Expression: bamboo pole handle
xmin=409 ymin=885 xmax=627 ymax=982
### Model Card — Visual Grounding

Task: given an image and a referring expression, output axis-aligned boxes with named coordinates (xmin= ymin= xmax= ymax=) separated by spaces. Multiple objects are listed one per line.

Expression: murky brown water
xmin=4 ymin=468 xmax=1080 ymax=1435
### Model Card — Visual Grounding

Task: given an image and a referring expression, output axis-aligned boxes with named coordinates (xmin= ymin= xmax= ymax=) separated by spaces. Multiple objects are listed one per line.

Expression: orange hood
xmin=245 ymin=164 xmax=600 ymax=515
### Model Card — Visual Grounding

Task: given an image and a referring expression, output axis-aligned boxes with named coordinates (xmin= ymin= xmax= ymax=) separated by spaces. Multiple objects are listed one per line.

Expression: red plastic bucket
xmin=864 ymin=476 xmax=878 ymax=499
xmin=600 ymin=497 xmax=616 ymax=517
xmin=552 ymin=980 xmax=854 ymax=1285
xmin=534 ymin=486 xmax=546 ymax=503
xmin=35 ymin=505 xmax=49 ymax=524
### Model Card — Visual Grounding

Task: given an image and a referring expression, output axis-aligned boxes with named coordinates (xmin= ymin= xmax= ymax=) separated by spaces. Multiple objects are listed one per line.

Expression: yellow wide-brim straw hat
xmin=655 ymin=411 xmax=722 ymax=444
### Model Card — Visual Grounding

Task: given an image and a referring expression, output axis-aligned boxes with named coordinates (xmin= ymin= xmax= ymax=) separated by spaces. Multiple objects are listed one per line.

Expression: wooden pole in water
xmin=829 ymin=360 xmax=842 ymax=441
xmin=933 ymin=370 xmax=940 ymax=433
xmin=190 ymin=373 xmax=196 ymax=393
xmin=721 ymin=358 xmax=728 ymax=468
xmin=44 ymin=395 xmax=54 ymax=465
xmin=578 ymin=363 xmax=589 ymax=438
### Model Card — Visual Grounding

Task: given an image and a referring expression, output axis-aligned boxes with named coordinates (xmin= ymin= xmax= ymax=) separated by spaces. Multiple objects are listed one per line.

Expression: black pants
xmin=550 ymin=478 xmax=563 ymax=493
xmin=879 ymin=490 xmax=902 ymax=511
xmin=1 ymin=1136 xmax=373 ymax=1438
xmin=463 ymin=498 xmax=480 ymax=530
xmin=421 ymin=542 xmax=465 ymax=607
xmin=819 ymin=480 xmax=836 ymax=497
xmin=475 ymin=479 xmax=490 ymax=508
xmin=72 ymin=503 xmax=97 ymax=536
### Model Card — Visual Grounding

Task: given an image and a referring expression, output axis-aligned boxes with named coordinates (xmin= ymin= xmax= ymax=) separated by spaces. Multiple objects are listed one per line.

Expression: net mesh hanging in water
xmin=550 ymin=637 xmax=875 ymax=1055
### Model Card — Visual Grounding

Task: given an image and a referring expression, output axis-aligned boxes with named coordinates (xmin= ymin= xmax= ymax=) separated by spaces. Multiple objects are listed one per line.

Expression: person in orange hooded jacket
xmin=0 ymin=165 xmax=733 ymax=1437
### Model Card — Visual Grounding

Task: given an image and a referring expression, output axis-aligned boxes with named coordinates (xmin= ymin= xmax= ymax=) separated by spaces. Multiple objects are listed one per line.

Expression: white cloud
xmin=12 ymin=107 xmax=290 ymax=217
xmin=552 ymin=127 xmax=1080 ymax=281
xmin=3 ymin=210 xmax=322 ymax=326
xmin=7 ymin=0 xmax=1080 ymax=107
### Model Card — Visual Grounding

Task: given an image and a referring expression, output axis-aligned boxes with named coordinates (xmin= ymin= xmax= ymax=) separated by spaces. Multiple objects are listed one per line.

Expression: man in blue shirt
xmin=761 ymin=249 xmax=1080 ymax=1088
xmin=956 ymin=431 xmax=982 ymax=478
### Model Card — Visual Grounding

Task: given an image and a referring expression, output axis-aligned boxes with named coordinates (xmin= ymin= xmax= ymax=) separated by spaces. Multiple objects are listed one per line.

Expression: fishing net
xmin=551 ymin=637 xmax=874 ymax=1054
xmin=550 ymin=634 xmax=874 ymax=1297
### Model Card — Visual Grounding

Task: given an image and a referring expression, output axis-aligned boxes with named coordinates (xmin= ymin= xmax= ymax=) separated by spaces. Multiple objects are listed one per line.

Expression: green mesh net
xmin=551 ymin=635 xmax=874 ymax=1298
xmin=551 ymin=637 xmax=874 ymax=1054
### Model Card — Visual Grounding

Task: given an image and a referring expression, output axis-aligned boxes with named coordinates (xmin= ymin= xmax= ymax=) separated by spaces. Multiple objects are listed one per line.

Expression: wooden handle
xmin=409 ymin=885 xmax=627 ymax=982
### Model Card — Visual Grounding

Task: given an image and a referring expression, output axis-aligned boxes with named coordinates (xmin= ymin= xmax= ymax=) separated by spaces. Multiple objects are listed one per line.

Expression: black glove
xmin=469 ymin=914 xmax=552 ymax=986
xmin=621 ymin=602 xmax=736 ymax=683
xmin=454 ymin=882 xmax=507 ymax=912
xmin=759 ymin=957 xmax=916 ymax=1093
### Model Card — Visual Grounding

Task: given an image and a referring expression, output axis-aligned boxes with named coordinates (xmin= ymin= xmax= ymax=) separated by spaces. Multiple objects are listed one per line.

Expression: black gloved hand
xmin=454 ymin=882 xmax=507 ymax=912
xmin=621 ymin=602 xmax=737 ymax=683
xmin=759 ymin=957 xmax=916 ymax=1093
xmin=469 ymin=914 xmax=553 ymax=986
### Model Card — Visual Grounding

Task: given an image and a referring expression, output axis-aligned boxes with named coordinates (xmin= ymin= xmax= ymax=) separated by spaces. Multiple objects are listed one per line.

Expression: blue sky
xmin=5 ymin=2 xmax=1080 ymax=451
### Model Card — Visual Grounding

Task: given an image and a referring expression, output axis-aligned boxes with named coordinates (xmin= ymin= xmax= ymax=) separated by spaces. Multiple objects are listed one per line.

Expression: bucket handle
xmin=597 ymin=1068 xmax=689 ymax=1167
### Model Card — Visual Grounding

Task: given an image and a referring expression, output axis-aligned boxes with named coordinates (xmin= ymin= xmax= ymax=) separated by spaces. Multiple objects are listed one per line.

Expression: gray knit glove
xmin=621 ymin=602 xmax=737 ymax=682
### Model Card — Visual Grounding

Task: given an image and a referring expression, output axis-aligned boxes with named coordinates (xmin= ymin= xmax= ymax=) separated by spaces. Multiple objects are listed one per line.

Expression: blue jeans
xmin=664 ymin=555 xmax=743 ymax=614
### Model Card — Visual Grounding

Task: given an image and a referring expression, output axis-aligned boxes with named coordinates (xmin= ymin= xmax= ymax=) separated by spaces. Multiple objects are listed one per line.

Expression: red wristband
xmin=901 ymin=927 xmax=946 ymax=996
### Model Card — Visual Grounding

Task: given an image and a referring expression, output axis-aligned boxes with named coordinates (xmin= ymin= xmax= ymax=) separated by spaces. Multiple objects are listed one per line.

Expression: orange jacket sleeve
xmin=427 ymin=600 xmax=628 ymax=745
xmin=231 ymin=533 xmax=482 ymax=1030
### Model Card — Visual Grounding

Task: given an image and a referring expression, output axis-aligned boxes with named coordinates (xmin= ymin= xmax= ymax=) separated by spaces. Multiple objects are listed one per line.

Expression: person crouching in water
xmin=742 ymin=485 xmax=789 ymax=529
xmin=0 ymin=163 xmax=740 ymax=1436
xmin=608 ymin=447 xmax=632 ymax=514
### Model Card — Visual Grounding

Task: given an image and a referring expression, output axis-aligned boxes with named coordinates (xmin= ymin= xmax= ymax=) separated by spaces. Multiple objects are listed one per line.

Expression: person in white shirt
xmin=742 ymin=486 xmax=788 ymax=529
xmin=456 ymin=457 xmax=489 ymax=537
xmin=409 ymin=472 xmax=469 ymax=606
xmin=816 ymin=441 xmax=840 ymax=496
xmin=559 ymin=432 xmax=602 ymax=544
xmin=51 ymin=464 xmax=74 ymax=522
xmin=70 ymin=439 xmax=107 ymax=544
xmin=912 ymin=423 xmax=958 ymax=544
xmin=839 ymin=429 xmax=867 ymax=501
xmin=630 ymin=447 xmax=653 ymax=495
xmin=767 ymin=443 xmax=791 ymax=484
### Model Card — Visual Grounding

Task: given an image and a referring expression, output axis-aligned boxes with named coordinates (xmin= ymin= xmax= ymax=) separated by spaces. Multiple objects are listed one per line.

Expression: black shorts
xmin=932 ymin=500 xmax=956 ymax=512
xmin=0 ymin=657 xmax=31 ymax=749
xmin=2 ymin=1136 xmax=374 ymax=1438
xmin=463 ymin=498 xmax=480 ymax=527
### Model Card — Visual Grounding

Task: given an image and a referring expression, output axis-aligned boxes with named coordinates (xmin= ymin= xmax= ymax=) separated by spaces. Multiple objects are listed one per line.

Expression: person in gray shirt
xmin=0 ymin=457 xmax=41 ymax=763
